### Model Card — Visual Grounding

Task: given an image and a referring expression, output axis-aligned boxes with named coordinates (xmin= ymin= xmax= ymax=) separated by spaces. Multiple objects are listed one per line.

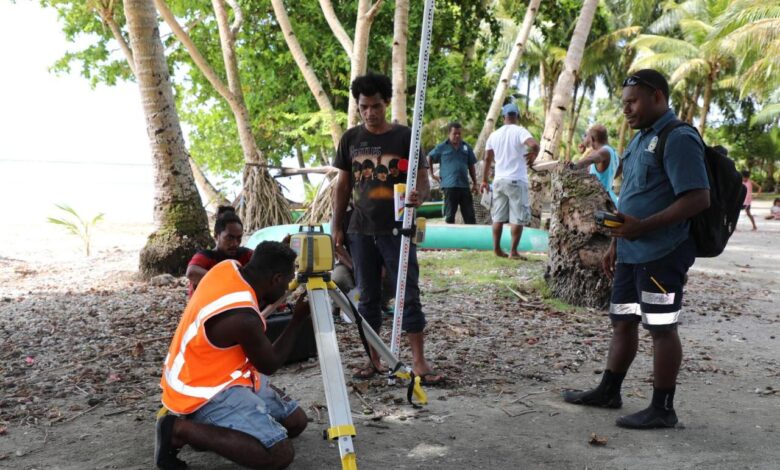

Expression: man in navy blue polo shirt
xmin=563 ymin=69 xmax=710 ymax=429
xmin=428 ymin=122 xmax=479 ymax=224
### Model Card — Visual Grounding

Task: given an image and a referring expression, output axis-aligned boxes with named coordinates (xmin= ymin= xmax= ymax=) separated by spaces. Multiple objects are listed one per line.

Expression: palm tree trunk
xmin=124 ymin=0 xmax=212 ymax=278
xmin=541 ymin=0 xmax=612 ymax=308
xmin=698 ymin=67 xmax=716 ymax=134
xmin=473 ymin=0 xmax=541 ymax=160
xmin=391 ymin=0 xmax=410 ymax=124
xmin=537 ymin=0 xmax=598 ymax=162
xmin=564 ymin=78 xmax=582 ymax=162
xmin=686 ymin=83 xmax=701 ymax=124
xmin=617 ymin=116 xmax=629 ymax=154
xmin=347 ymin=0 xmax=385 ymax=127
xmin=155 ymin=0 xmax=290 ymax=231
xmin=97 ymin=1 xmax=228 ymax=212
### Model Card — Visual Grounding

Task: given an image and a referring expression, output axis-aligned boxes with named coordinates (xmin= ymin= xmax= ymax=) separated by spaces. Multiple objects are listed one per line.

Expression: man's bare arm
xmin=524 ymin=138 xmax=540 ymax=166
xmin=574 ymin=147 xmax=610 ymax=170
xmin=206 ymin=295 xmax=310 ymax=376
xmin=185 ymin=265 xmax=208 ymax=290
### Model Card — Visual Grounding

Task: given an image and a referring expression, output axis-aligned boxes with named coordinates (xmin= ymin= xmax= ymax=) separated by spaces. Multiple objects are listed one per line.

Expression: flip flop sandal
xmin=418 ymin=372 xmax=446 ymax=386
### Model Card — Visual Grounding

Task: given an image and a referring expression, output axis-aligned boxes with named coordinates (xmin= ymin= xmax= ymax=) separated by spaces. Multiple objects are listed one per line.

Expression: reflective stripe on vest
xmin=164 ymin=290 xmax=255 ymax=399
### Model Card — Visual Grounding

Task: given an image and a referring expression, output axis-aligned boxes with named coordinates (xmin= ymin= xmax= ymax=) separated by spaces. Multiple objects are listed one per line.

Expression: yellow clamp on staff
xmin=395 ymin=371 xmax=428 ymax=405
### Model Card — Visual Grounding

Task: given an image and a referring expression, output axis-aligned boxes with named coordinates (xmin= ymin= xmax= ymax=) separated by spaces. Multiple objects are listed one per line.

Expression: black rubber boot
xmin=155 ymin=412 xmax=187 ymax=470
xmin=616 ymin=405 xmax=678 ymax=429
xmin=562 ymin=388 xmax=623 ymax=409
xmin=562 ymin=370 xmax=624 ymax=408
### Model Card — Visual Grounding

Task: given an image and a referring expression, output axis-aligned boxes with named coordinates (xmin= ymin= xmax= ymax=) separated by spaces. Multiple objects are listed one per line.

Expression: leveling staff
xmin=563 ymin=69 xmax=710 ymax=429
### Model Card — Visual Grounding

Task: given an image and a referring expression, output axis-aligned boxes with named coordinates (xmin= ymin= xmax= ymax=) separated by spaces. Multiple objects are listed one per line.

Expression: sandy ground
xmin=1 ymin=200 xmax=778 ymax=470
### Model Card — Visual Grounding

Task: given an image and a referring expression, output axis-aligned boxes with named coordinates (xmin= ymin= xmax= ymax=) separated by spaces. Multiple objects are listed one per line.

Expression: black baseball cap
xmin=622 ymin=69 xmax=669 ymax=100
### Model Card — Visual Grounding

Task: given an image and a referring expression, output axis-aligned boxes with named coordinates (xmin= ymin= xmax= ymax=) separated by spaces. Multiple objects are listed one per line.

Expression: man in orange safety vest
xmin=155 ymin=241 xmax=309 ymax=470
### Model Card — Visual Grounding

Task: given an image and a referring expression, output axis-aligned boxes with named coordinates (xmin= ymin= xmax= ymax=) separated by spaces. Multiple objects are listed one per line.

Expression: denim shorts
xmin=610 ymin=238 xmax=696 ymax=331
xmin=188 ymin=377 xmax=300 ymax=448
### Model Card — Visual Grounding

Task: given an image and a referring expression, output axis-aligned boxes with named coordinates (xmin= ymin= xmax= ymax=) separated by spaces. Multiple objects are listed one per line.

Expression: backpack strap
xmin=655 ymin=119 xmax=698 ymax=167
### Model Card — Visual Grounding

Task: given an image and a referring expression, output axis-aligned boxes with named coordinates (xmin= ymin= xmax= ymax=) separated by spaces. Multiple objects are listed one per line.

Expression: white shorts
xmin=491 ymin=178 xmax=530 ymax=225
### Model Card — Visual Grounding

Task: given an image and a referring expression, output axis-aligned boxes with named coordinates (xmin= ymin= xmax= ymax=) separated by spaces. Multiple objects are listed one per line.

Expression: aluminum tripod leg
xmin=328 ymin=285 xmax=427 ymax=406
xmin=306 ymin=280 xmax=357 ymax=470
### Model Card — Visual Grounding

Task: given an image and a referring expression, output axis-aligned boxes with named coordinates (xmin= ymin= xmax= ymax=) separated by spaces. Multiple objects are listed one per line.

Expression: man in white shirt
xmin=480 ymin=103 xmax=540 ymax=258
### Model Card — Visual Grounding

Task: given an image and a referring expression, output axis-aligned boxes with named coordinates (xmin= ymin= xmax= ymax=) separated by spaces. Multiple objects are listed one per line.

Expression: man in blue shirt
xmin=563 ymin=69 xmax=710 ymax=429
xmin=428 ymin=122 xmax=478 ymax=224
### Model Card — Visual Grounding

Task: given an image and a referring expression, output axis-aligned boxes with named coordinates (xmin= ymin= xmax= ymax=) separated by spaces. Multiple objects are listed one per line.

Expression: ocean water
xmin=1 ymin=159 xmax=155 ymax=223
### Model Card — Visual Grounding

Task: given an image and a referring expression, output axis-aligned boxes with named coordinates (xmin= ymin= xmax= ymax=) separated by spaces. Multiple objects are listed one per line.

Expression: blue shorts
xmin=610 ymin=239 xmax=695 ymax=331
xmin=188 ymin=377 xmax=300 ymax=448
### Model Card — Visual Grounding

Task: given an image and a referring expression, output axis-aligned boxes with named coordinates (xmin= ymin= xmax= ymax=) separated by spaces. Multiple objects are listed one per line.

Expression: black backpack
xmin=656 ymin=120 xmax=746 ymax=257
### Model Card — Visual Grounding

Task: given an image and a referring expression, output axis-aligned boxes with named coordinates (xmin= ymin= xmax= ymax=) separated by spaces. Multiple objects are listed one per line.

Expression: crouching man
xmin=155 ymin=241 xmax=309 ymax=469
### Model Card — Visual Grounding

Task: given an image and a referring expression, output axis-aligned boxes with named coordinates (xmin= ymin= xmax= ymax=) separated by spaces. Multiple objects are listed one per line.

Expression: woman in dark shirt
xmin=186 ymin=206 xmax=253 ymax=296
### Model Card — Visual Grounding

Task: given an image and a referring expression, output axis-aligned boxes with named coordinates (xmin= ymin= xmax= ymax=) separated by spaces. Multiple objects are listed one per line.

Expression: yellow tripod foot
xmin=341 ymin=452 xmax=357 ymax=470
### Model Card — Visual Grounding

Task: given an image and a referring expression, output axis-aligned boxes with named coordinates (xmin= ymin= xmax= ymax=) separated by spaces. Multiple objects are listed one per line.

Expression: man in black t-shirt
xmin=332 ymin=73 xmax=444 ymax=385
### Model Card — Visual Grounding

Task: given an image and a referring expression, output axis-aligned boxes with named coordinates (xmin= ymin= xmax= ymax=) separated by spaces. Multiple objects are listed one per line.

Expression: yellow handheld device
xmin=289 ymin=225 xmax=334 ymax=275
xmin=595 ymin=210 xmax=624 ymax=228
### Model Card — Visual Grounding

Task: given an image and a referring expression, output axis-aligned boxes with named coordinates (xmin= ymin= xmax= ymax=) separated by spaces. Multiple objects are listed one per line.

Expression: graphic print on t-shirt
xmin=349 ymin=144 xmax=407 ymax=202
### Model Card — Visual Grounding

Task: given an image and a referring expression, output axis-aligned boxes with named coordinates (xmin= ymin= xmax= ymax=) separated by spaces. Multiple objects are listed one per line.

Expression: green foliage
xmin=39 ymin=0 xmax=780 ymax=187
xmin=46 ymin=204 xmax=104 ymax=256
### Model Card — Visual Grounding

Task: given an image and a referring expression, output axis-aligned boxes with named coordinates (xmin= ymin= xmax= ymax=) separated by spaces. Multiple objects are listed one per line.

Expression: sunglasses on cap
xmin=622 ymin=75 xmax=658 ymax=90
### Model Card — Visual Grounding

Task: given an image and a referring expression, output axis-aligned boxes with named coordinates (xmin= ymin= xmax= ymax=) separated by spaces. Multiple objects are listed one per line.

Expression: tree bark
xmin=617 ymin=116 xmax=629 ymax=154
xmin=319 ymin=0 xmax=354 ymax=58
xmin=391 ymin=0 xmax=410 ymax=124
xmin=189 ymin=158 xmax=230 ymax=208
xmin=564 ymin=78 xmax=583 ymax=162
xmin=271 ymin=0 xmax=343 ymax=148
xmin=97 ymin=3 xmax=136 ymax=76
xmin=155 ymin=0 xmax=290 ymax=231
xmin=347 ymin=0 xmax=385 ymax=127
xmin=473 ymin=0 xmax=541 ymax=160
xmin=541 ymin=0 xmax=608 ymax=304
xmin=531 ymin=0 xmax=598 ymax=227
xmin=537 ymin=0 xmax=599 ymax=163
xmin=685 ymin=84 xmax=701 ymax=124
xmin=698 ymin=65 xmax=716 ymax=134
xmin=98 ymin=1 xmax=227 ymax=212
xmin=124 ymin=0 xmax=212 ymax=278
xmin=295 ymin=145 xmax=312 ymax=186
xmin=544 ymin=167 xmax=615 ymax=308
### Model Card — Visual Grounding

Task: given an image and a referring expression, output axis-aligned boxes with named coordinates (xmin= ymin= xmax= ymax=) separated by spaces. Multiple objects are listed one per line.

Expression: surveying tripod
xmin=288 ymin=226 xmax=427 ymax=470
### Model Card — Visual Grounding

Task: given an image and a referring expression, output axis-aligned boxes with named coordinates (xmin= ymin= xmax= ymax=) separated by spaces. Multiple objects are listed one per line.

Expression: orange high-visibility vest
xmin=160 ymin=260 xmax=266 ymax=415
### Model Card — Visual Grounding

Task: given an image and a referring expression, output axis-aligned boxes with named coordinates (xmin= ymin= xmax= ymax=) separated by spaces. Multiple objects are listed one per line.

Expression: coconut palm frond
xmin=669 ymin=58 xmax=710 ymax=83
xmin=750 ymin=102 xmax=780 ymax=126
xmin=711 ymin=0 xmax=780 ymax=39
xmin=630 ymin=52 xmax=687 ymax=74
xmin=631 ymin=34 xmax=700 ymax=57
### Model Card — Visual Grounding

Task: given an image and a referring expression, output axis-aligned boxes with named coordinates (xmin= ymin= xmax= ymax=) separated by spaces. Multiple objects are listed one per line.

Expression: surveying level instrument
xmin=288 ymin=225 xmax=427 ymax=470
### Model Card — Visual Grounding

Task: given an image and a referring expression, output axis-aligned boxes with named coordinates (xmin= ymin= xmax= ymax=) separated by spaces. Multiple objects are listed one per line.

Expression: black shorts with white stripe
xmin=609 ymin=238 xmax=696 ymax=331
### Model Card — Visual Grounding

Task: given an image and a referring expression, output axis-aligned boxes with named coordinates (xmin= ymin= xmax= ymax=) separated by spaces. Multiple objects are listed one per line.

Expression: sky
xmin=0 ymin=1 xmax=155 ymax=222
xmin=0 ymin=1 xmax=310 ymax=225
